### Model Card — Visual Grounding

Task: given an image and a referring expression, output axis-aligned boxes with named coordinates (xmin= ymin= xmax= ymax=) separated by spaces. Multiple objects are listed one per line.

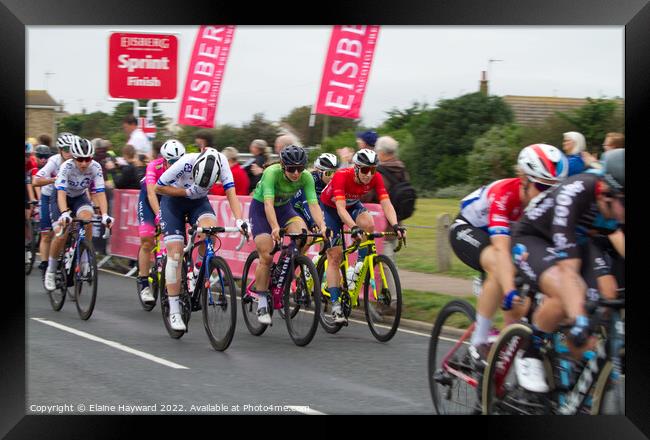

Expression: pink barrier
xmin=109 ymin=189 xmax=387 ymax=278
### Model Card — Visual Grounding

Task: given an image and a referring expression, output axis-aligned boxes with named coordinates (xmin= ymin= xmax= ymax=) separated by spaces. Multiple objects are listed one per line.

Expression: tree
xmin=240 ymin=113 xmax=278 ymax=149
xmin=281 ymin=105 xmax=358 ymax=146
xmin=467 ymin=124 xmax=523 ymax=186
xmin=379 ymin=101 xmax=430 ymax=132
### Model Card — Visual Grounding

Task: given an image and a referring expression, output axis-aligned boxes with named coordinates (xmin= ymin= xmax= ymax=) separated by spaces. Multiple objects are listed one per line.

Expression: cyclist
xmin=25 ymin=142 xmax=37 ymax=262
xmin=320 ymin=148 xmax=406 ymax=323
xmin=449 ymin=144 xmax=568 ymax=368
xmin=155 ymin=146 xmax=248 ymax=332
xmin=510 ymin=148 xmax=625 ymax=393
xmin=249 ymin=145 xmax=328 ymax=325
xmin=291 ymin=152 xmax=339 ymax=231
xmin=136 ymin=139 xmax=185 ymax=304
xmin=44 ymin=137 xmax=113 ymax=292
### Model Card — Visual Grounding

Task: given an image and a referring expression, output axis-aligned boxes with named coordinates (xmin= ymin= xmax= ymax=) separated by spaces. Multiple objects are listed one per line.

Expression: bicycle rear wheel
xmin=25 ymin=220 xmax=36 ymax=275
xmin=482 ymin=323 xmax=536 ymax=415
xmin=160 ymin=255 xmax=191 ymax=339
xmin=315 ymin=256 xmax=344 ymax=334
xmin=202 ymin=256 xmax=237 ymax=351
xmin=284 ymin=255 xmax=321 ymax=347
xmin=240 ymin=251 xmax=269 ymax=336
xmin=428 ymin=300 xmax=478 ymax=414
xmin=363 ymin=255 xmax=402 ymax=342
xmin=74 ymin=240 xmax=98 ymax=320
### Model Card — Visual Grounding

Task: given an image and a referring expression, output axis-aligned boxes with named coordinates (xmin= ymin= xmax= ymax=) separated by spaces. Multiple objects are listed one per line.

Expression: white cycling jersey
xmin=156 ymin=152 xmax=234 ymax=199
xmin=35 ymin=154 xmax=65 ymax=197
xmin=55 ymin=159 xmax=105 ymax=198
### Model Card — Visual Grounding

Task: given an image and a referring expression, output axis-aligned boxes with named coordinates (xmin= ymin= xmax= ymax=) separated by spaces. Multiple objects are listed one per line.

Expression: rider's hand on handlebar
xmin=271 ymin=226 xmax=281 ymax=242
xmin=102 ymin=213 xmax=114 ymax=228
xmin=392 ymin=223 xmax=407 ymax=240
xmin=59 ymin=210 xmax=72 ymax=226
xmin=236 ymin=218 xmax=249 ymax=236
xmin=350 ymin=225 xmax=364 ymax=242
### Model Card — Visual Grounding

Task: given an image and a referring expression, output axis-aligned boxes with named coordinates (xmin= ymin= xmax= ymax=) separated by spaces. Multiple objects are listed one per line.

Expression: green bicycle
xmin=314 ymin=230 xmax=404 ymax=342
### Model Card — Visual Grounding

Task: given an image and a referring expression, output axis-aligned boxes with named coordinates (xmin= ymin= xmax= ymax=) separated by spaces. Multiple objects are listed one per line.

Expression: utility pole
xmin=487 ymin=59 xmax=504 ymax=95
xmin=44 ymin=71 xmax=55 ymax=90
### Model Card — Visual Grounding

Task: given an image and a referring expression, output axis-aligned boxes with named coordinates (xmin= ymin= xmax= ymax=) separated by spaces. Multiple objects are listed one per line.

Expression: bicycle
xmin=315 ymin=230 xmax=404 ymax=342
xmin=135 ymin=225 xmax=165 ymax=311
xmin=159 ymin=223 xmax=246 ymax=351
xmin=481 ymin=285 xmax=625 ymax=415
xmin=49 ymin=217 xmax=111 ymax=320
xmin=240 ymin=229 xmax=324 ymax=347
xmin=25 ymin=200 xmax=40 ymax=275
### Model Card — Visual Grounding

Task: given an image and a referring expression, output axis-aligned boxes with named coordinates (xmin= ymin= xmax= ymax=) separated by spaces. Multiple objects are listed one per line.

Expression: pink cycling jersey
xmin=143 ymin=157 xmax=167 ymax=186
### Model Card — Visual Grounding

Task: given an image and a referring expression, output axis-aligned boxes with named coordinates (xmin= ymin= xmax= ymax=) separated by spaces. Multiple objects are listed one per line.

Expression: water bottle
xmin=64 ymin=246 xmax=74 ymax=271
xmin=346 ymin=261 xmax=363 ymax=290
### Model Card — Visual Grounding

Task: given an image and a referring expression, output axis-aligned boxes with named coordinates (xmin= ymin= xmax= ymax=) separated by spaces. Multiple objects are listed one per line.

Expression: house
xmin=26 ymin=90 xmax=64 ymax=140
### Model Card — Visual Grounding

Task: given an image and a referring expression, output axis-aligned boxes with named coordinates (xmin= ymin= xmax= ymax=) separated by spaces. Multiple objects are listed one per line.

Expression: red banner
xmin=108 ymin=32 xmax=178 ymax=100
xmin=178 ymin=25 xmax=235 ymax=128
xmin=108 ymin=190 xmax=386 ymax=278
xmin=315 ymin=25 xmax=380 ymax=119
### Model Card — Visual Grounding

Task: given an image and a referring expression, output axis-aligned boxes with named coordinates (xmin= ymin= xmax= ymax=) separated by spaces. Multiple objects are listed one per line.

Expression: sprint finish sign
xmin=108 ymin=32 xmax=178 ymax=99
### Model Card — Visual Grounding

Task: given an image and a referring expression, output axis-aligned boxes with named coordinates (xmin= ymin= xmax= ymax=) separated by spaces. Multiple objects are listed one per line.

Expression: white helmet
xmin=70 ymin=137 xmax=95 ymax=159
xmin=56 ymin=132 xmax=78 ymax=150
xmin=192 ymin=147 xmax=221 ymax=189
xmin=314 ymin=153 xmax=339 ymax=171
xmin=352 ymin=148 xmax=378 ymax=167
xmin=518 ymin=144 xmax=568 ymax=184
xmin=161 ymin=139 xmax=186 ymax=163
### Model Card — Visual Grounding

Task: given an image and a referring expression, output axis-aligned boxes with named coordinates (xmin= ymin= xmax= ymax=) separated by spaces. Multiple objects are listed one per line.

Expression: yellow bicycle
xmin=314 ymin=230 xmax=405 ymax=342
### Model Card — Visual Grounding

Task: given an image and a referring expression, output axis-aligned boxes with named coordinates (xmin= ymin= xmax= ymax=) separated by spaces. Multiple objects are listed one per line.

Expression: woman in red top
xmin=209 ymin=147 xmax=250 ymax=196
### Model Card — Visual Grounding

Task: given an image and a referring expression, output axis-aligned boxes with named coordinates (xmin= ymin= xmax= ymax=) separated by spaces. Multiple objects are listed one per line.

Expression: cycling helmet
xmin=25 ymin=142 xmax=33 ymax=154
xmin=517 ymin=144 xmax=568 ymax=184
xmin=280 ymin=145 xmax=308 ymax=166
xmin=192 ymin=147 xmax=221 ymax=188
xmin=160 ymin=139 xmax=186 ymax=162
xmin=57 ymin=132 xmax=77 ymax=151
xmin=35 ymin=145 xmax=52 ymax=158
xmin=70 ymin=137 xmax=95 ymax=158
xmin=601 ymin=148 xmax=624 ymax=195
xmin=314 ymin=153 xmax=339 ymax=171
xmin=352 ymin=148 xmax=379 ymax=167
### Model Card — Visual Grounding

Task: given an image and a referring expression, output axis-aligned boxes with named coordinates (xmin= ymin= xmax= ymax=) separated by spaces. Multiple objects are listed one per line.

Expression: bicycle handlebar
xmin=184 ymin=225 xmax=249 ymax=254
xmin=341 ymin=230 xmax=406 ymax=252
xmin=55 ymin=218 xmax=106 ymax=238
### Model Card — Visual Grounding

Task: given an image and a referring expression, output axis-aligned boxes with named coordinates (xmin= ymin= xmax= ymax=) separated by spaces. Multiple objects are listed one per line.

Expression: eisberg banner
xmin=315 ymin=25 xmax=380 ymax=119
xmin=178 ymin=25 xmax=235 ymax=127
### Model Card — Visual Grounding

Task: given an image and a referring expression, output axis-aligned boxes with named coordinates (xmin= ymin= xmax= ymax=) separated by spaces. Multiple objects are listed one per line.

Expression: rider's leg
xmin=139 ymin=236 xmax=155 ymax=276
xmin=39 ymin=231 xmax=52 ymax=266
xmin=325 ymin=245 xmax=343 ymax=302
xmin=354 ymin=209 xmax=373 ymax=262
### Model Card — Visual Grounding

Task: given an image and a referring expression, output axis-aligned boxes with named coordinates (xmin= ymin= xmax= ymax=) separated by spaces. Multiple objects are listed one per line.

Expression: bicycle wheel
xmin=240 ymin=251 xmax=269 ymax=336
xmin=284 ymin=255 xmax=321 ymax=347
xmin=25 ymin=220 xmax=36 ymax=275
xmin=48 ymin=260 xmax=68 ymax=311
xmin=315 ymin=255 xmax=344 ymax=334
xmin=202 ymin=256 xmax=237 ymax=351
xmin=363 ymin=254 xmax=402 ymax=342
xmin=135 ymin=246 xmax=156 ymax=312
xmin=428 ymin=300 xmax=478 ymax=414
xmin=74 ymin=240 xmax=98 ymax=320
xmin=482 ymin=323 xmax=536 ymax=415
xmin=159 ymin=255 xmax=191 ymax=339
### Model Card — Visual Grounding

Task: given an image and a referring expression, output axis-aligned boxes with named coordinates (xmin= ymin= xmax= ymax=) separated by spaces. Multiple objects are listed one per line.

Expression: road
xmin=27 ymin=269 xmax=439 ymax=415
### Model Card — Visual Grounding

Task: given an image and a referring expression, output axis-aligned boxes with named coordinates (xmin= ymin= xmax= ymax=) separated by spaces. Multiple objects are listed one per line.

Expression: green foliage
xmin=467 ymin=124 xmax=522 ymax=186
xmin=281 ymin=105 xmax=358 ymax=146
xmin=320 ymin=129 xmax=357 ymax=155
xmin=378 ymin=101 xmax=430 ymax=132
xmin=432 ymin=183 xmax=476 ymax=199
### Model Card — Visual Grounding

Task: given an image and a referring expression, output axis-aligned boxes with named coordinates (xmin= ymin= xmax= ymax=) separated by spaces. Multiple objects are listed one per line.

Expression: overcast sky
xmin=27 ymin=26 xmax=624 ymax=128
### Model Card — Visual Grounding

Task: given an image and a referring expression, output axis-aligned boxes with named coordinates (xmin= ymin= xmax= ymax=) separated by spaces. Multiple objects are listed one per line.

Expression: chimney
xmin=479 ymin=70 xmax=488 ymax=96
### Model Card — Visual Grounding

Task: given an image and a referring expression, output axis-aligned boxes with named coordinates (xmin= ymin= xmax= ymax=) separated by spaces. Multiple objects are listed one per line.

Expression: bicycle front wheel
xmin=202 ymin=256 xmax=237 ymax=351
xmin=74 ymin=240 xmax=98 ymax=320
xmin=240 ymin=251 xmax=269 ymax=336
xmin=363 ymin=255 xmax=402 ymax=342
xmin=428 ymin=300 xmax=477 ymax=414
xmin=315 ymin=255 xmax=344 ymax=334
xmin=48 ymin=260 xmax=68 ymax=311
xmin=284 ymin=255 xmax=321 ymax=347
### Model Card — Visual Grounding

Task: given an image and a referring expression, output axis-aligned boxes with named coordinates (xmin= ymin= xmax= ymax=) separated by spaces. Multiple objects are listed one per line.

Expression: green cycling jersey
xmin=252 ymin=163 xmax=318 ymax=207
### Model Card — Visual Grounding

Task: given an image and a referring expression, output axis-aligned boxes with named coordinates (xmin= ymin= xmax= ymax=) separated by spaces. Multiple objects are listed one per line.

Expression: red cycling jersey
xmin=458 ymin=177 xmax=523 ymax=236
xmin=320 ymin=167 xmax=389 ymax=208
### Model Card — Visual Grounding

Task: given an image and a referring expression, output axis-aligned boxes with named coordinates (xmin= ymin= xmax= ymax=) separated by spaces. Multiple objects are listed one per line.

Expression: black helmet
xmin=601 ymin=148 xmax=624 ymax=195
xmin=280 ymin=145 xmax=307 ymax=166
xmin=35 ymin=144 xmax=52 ymax=158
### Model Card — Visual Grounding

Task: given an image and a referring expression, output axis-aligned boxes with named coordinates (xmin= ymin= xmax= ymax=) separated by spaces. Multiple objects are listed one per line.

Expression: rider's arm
xmin=57 ymin=189 xmax=69 ymax=213
xmin=155 ymin=157 xmax=191 ymax=197
xmin=90 ymin=191 xmax=109 ymax=217
xmin=301 ymin=172 xmax=325 ymax=231
xmin=608 ymin=229 xmax=625 ymax=258
xmin=224 ymin=186 xmax=243 ymax=220
xmin=264 ymin=198 xmax=280 ymax=231
xmin=146 ymin=183 xmax=161 ymax=215
xmin=379 ymin=198 xmax=399 ymax=227
xmin=218 ymin=153 xmax=242 ymax=220
xmin=490 ymin=234 xmax=517 ymax=294
xmin=155 ymin=184 xmax=187 ymax=197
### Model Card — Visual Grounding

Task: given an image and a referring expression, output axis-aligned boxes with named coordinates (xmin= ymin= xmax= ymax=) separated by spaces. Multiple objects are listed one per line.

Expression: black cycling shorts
xmin=449 ymin=215 xmax=491 ymax=272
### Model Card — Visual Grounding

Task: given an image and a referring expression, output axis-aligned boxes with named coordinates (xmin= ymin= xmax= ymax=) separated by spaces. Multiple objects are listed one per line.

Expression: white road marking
xmin=31 ymin=317 xmax=189 ymax=370
xmin=286 ymin=406 xmax=326 ymax=415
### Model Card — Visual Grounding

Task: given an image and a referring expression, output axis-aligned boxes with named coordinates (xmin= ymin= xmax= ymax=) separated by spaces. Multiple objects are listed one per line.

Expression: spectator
xmin=195 ymin=130 xmax=214 ymax=152
xmin=122 ymin=114 xmax=152 ymax=161
xmin=336 ymin=147 xmax=355 ymax=169
xmin=210 ymin=147 xmax=250 ymax=196
xmin=38 ymin=134 xmax=54 ymax=154
xmin=274 ymin=133 xmax=298 ymax=154
xmin=246 ymin=139 xmax=271 ymax=193
xmin=25 ymin=140 xmax=38 ymax=172
xmin=104 ymin=144 xmax=146 ymax=189
xmin=356 ymin=130 xmax=378 ymax=150
xmin=562 ymin=131 xmax=587 ymax=176
xmin=152 ymin=140 xmax=163 ymax=159
xmin=582 ymin=132 xmax=625 ymax=169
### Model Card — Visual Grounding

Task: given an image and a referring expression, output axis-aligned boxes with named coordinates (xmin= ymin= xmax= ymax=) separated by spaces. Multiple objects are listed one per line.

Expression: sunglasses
xmin=322 ymin=170 xmax=335 ymax=177
xmin=75 ymin=157 xmax=92 ymax=163
xmin=168 ymin=158 xmax=179 ymax=165
xmin=357 ymin=166 xmax=377 ymax=175
xmin=285 ymin=166 xmax=305 ymax=174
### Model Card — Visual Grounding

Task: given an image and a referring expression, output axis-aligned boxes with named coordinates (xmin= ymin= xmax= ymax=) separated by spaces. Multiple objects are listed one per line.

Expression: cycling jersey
xmin=514 ymin=173 xmax=616 ymax=261
xmin=458 ymin=178 xmax=523 ymax=237
xmin=320 ymin=167 xmax=388 ymax=208
xmin=292 ymin=171 xmax=326 ymax=227
xmin=55 ymin=159 xmax=105 ymax=197
xmin=142 ymin=157 xmax=167 ymax=189
xmin=252 ymin=163 xmax=317 ymax=206
xmin=35 ymin=154 xmax=65 ymax=197
xmin=156 ymin=152 xmax=233 ymax=198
